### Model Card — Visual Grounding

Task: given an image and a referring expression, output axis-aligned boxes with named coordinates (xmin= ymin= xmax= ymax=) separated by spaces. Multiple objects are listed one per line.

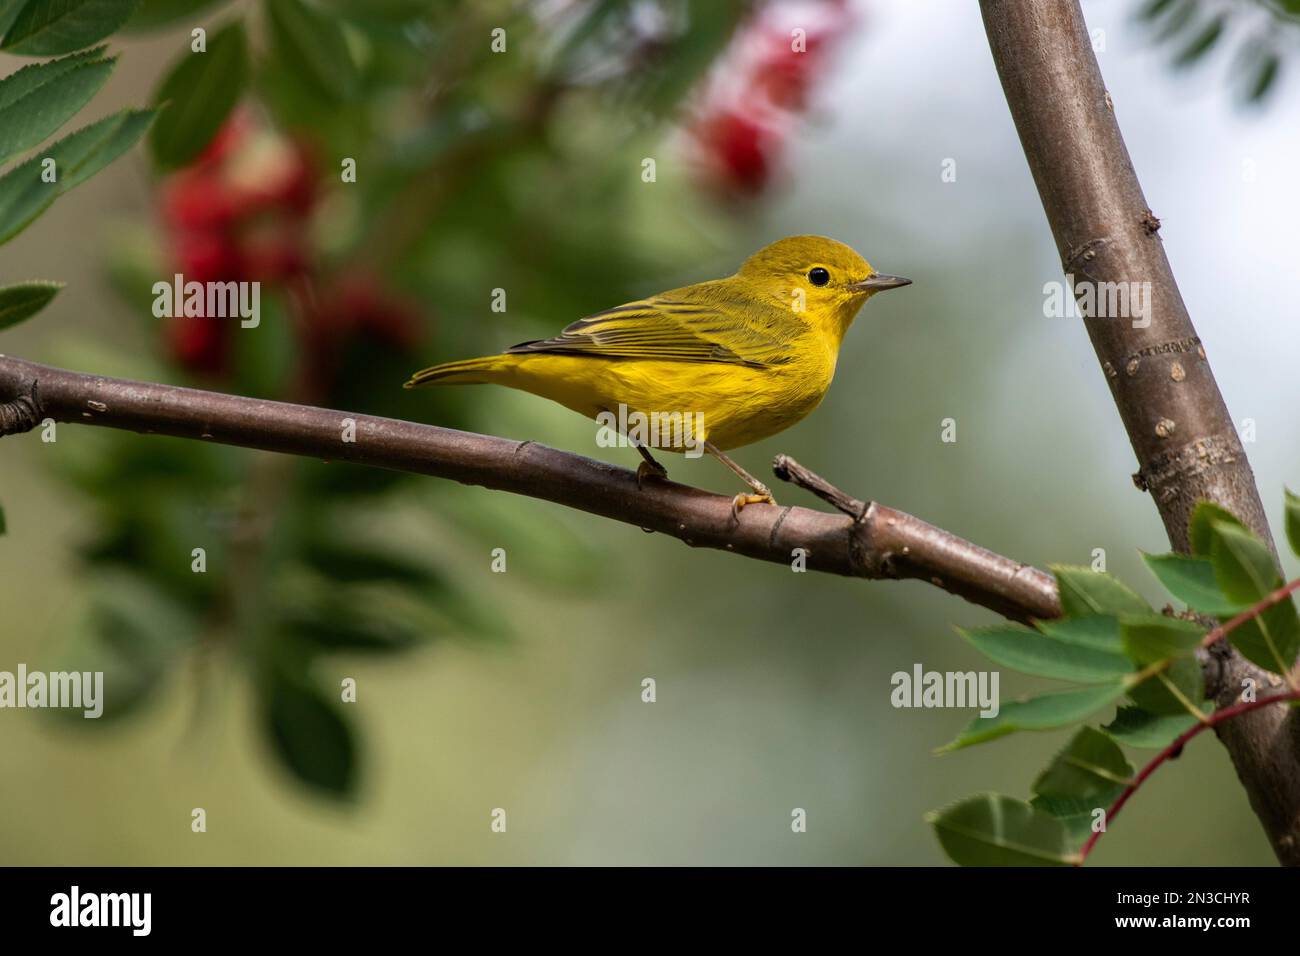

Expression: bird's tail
xmin=404 ymin=355 xmax=509 ymax=388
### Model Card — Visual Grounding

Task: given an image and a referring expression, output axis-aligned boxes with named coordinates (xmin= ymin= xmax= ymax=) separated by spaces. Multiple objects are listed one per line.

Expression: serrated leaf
xmin=263 ymin=666 xmax=357 ymax=798
xmin=1104 ymin=705 xmax=1204 ymax=749
xmin=0 ymin=48 xmax=115 ymax=164
xmin=959 ymin=622 xmax=1131 ymax=683
xmin=1051 ymin=565 xmax=1150 ymax=617
xmin=1143 ymin=551 xmax=1246 ymax=616
xmin=1284 ymin=488 xmax=1300 ymax=561
xmin=1188 ymin=500 xmax=1244 ymax=557
xmin=927 ymin=793 xmax=1076 ymax=867
xmin=1120 ymin=614 xmax=1204 ymax=664
xmin=1127 ymin=655 xmax=1204 ymax=716
xmin=148 ymin=19 xmax=245 ymax=169
xmin=0 ymin=107 xmax=153 ymax=245
xmin=938 ymin=682 xmax=1126 ymax=752
xmin=265 ymin=0 xmax=357 ymax=100
xmin=0 ymin=44 xmax=104 ymax=110
xmin=2 ymin=0 xmax=141 ymax=56
xmin=1033 ymin=727 xmax=1134 ymax=799
xmin=0 ymin=279 xmax=61 ymax=329
xmin=1034 ymin=615 xmax=1125 ymax=654
xmin=1209 ymin=521 xmax=1300 ymax=674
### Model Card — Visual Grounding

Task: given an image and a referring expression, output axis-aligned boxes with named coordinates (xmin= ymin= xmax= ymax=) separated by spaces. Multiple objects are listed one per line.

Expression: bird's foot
xmin=636 ymin=458 xmax=669 ymax=489
xmin=730 ymin=490 xmax=777 ymax=521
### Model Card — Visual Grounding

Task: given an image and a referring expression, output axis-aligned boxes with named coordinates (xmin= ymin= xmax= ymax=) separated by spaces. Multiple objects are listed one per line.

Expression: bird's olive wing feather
xmin=506 ymin=292 xmax=797 ymax=368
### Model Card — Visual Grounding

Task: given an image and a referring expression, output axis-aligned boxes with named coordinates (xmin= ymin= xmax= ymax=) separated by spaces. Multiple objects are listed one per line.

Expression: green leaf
xmin=148 ymin=19 xmax=246 ymax=169
xmin=1142 ymin=551 xmax=1246 ymax=616
xmin=1210 ymin=521 xmax=1278 ymax=603
xmin=0 ymin=501 xmax=6 ymax=534
xmin=0 ymin=279 xmax=61 ymax=329
xmin=1209 ymin=521 xmax=1300 ymax=674
xmin=263 ymin=666 xmax=357 ymax=798
xmin=0 ymin=47 xmax=116 ymax=165
xmin=2 ymin=0 xmax=141 ymax=56
xmin=1051 ymin=565 xmax=1150 ymax=617
xmin=0 ymin=107 xmax=153 ymax=245
xmin=125 ymin=0 xmax=228 ymax=32
xmin=1033 ymin=727 xmax=1134 ymax=800
xmin=1188 ymin=501 xmax=1244 ymax=557
xmin=1120 ymin=614 xmax=1204 ymax=664
xmin=938 ymin=683 xmax=1126 ymax=752
xmin=1034 ymin=615 xmax=1125 ymax=654
xmin=927 ymin=793 xmax=1076 ymax=867
xmin=1127 ymin=656 xmax=1204 ymax=716
xmin=1029 ymin=793 xmax=1105 ymax=846
xmin=959 ymin=622 xmax=1132 ymax=683
xmin=1137 ymin=0 xmax=1179 ymax=20
xmin=1246 ymin=53 xmax=1280 ymax=102
xmin=1151 ymin=0 xmax=1197 ymax=43
xmin=1172 ymin=15 xmax=1225 ymax=68
xmin=48 ymin=572 xmax=195 ymax=721
xmin=1284 ymin=488 xmax=1300 ymax=561
xmin=264 ymin=0 xmax=357 ymax=100
xmin=1104 ymin=705 xmax=1203 ymax=749
xmin=279 ymin=576 xmax=438 ymax=654
xmin=0 ymin=0 xmax=25 ymax=37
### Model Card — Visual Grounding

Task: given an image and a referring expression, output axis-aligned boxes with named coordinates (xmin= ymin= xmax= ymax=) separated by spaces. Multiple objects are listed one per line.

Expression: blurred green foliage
xmin=19 ymin=0 xmax=753 ymax=798
xmin=1135 ymin=0 xmax=1300 ymax=102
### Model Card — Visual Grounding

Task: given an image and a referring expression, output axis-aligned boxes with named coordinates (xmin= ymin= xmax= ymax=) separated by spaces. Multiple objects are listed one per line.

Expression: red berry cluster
xmin=688 ymin=0 xmax=856 ymax=198
xmin=158 ymin=111 xmax=422 ymax=386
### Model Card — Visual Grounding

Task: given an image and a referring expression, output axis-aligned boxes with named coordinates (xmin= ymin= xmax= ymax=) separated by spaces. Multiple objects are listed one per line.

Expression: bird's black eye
xmin=808 ymin=267 xmax=830 ymax=287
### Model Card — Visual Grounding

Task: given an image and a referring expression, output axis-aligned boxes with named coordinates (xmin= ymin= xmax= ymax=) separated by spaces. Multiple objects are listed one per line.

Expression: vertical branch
xmin=980 ymin=0 xmax=1300 ymax=863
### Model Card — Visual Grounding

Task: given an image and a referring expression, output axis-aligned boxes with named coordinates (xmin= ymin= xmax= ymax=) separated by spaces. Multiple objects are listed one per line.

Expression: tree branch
xmin=981 ymin=0 xmax=1300 ymax=863
xmin=0 ymin=355 xmax=1060 ymax=624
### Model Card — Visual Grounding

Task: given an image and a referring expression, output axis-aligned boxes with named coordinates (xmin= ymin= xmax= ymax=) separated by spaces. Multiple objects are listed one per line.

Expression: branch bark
xmin=0 ymin=355 xmax=1060 ymax=624
xmin=981 ymin=0 xmax=1300 ymax=864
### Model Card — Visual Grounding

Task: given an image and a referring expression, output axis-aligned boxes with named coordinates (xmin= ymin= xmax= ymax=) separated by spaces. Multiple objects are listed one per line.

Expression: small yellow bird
xmin=406 ymin=235 xmax=910 ymax=515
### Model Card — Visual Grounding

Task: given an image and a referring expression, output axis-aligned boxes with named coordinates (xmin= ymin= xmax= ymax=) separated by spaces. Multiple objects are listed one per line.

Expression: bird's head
xmin=736 ymin=235 xmax=910 ymax=343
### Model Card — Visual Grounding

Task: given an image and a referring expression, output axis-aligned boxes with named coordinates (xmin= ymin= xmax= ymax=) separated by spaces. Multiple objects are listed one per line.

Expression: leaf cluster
xmin=929 ymin=497 xmax=1300 ymax=865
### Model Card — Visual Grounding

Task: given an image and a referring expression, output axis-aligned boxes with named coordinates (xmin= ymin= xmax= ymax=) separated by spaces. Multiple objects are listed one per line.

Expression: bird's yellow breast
xmin=492 ymin=340 xmax=837 ymax=451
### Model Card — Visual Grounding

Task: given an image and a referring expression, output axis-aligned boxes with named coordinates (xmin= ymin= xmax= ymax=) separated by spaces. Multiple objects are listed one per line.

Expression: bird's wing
xmin=506 ymin=290 xmax=797 ymax=369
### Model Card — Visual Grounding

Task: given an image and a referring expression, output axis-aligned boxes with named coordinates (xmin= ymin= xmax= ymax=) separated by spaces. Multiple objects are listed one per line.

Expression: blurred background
xmin=1 ymin=0 xmax=1298 ymax=865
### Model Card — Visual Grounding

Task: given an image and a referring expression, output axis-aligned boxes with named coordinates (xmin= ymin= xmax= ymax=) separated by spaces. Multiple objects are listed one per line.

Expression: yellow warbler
xmin=406 ymin=236 xmax=910 ymax=514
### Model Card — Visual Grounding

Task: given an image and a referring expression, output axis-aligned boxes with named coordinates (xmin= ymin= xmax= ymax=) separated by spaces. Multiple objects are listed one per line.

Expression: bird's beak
xmin=849 ymin=273 xmax=912 ymax=293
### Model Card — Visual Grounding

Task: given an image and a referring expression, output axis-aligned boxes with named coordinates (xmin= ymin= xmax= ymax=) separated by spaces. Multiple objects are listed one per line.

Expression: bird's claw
xmin=636 ymin=459 xmax=669 ymax=489
xmin=730 ymin=490 xmax=776 ymax=521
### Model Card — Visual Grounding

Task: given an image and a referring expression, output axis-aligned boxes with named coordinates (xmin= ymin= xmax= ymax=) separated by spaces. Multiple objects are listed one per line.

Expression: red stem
xmin=1077 ymin=689 xmax=1300 ymax=863
xmin=1200 ymin=576 xmax=1300 ymax=648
